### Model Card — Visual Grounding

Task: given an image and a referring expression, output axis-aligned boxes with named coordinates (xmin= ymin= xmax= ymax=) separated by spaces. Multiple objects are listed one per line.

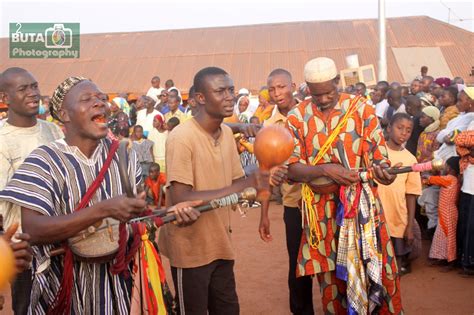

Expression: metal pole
xmin=378 ymin=0 xmax=387 ymax=81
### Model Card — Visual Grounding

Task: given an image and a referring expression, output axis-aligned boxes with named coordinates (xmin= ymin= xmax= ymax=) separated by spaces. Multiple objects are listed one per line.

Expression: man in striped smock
xmin=0 ymin=77 xmax=199 ymax=314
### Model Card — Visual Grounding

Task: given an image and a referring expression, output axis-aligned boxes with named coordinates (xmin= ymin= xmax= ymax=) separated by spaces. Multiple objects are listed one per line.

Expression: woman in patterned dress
xmin=427 ymin=156 xmax=461 ymax=268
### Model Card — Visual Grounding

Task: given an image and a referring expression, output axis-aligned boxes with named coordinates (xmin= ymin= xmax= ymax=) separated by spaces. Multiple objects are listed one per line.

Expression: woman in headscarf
xmin=417 ymin=106 xmax=441 ymax=163
xmin=234 ymin=95 xmax=254 ymax=123
xmin=434 ymin=77 xmax=451 ymax=89
xmin=253 ymin=87 xmax=274 ymax=123
xmin=112 ymin=97 xmax=130 ymax=116
xmin=108 ymin=97 xmax=130 ymax=139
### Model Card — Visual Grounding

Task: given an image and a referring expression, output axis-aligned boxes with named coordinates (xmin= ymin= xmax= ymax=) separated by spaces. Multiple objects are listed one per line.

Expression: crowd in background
xmin=1 ymin=65 xmax=473 ymax=275
xmin=0 ymin=60 xmax=473 ymax=315
xmin=3 ymin=66 xmax=471 ymax=276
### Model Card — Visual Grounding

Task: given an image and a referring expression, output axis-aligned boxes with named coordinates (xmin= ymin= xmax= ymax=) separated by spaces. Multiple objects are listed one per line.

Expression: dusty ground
xmin=2 ymin=202 xmax=473 ymax=314
xmin=228 ymin=203 xmax=474 ymax=315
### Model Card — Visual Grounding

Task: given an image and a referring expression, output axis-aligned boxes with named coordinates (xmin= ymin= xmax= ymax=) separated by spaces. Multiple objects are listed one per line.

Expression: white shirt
xmin=394 ymin=104 xmax=407 ymax=114
xmin=436 ymin=112 xmax=474 ymax=143
xmin=148 ymin=128 xmax=168 ymax=163
xmin=136 ymin=109 xmax=163 ymax=134
xmin=146 ymin=87 xmax=164 ymax=103
xmin=375 ymin=99 xmax=389 ymax=119
xmin=435 ymin=112 xmax=474 ymax=161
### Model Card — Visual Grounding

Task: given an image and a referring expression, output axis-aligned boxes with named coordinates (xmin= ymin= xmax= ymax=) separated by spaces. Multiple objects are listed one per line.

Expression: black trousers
xmin=284 ymin=206 xmax=314 ymax=315
xmin=171 ymin=259 xmax=239 ymax=315
xmin=458 ymin=192 xmax=474 ymax=268
xmin=11 ymin=269 xmax=32 ymax=315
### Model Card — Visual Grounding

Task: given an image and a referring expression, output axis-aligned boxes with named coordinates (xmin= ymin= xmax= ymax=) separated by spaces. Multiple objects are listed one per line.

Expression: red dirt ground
xmin=229 ymin=203 xmax=474 ymax=315
xmin=2 ymin=202 xmax=473 ymax=314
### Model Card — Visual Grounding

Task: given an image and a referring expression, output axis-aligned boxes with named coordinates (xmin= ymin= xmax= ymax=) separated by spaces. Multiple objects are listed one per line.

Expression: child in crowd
xmin=438 ymin=86 xmax=459 ymax=130
xmin=249 ymin=116 xmax=260 ymax=125
xmin=144 ymin=162 xmax=167 ymax=207
xmin=378 ymin=113 xmax=423 ymax=275
xmin=416 ymin=106 xmax=441 ymax=163
xmin=131 ymin=125 xmax=154 ymax=177
xmin=427 ymin=156 xmax=461 ymax=269
xmin=385 ymin=88 xmax=406 ymax=120
xmin=166 ymin=117 xmax=180 ymax=132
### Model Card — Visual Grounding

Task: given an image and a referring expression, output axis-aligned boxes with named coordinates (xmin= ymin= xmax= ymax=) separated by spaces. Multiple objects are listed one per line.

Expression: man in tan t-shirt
xmin=258 ymin=69 xmax=314 ymax=315
xmin=159 ymin=67 xmax=270 ymax=314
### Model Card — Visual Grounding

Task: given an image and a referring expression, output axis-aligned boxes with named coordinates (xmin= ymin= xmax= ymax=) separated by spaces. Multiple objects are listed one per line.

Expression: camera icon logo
xmin=45 ymin=24 xmax=73 ymax=49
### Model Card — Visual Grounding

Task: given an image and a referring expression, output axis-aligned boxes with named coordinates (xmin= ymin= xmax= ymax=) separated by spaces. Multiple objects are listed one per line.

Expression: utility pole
xmin=378 ymin=0 xmax=387 ymax=81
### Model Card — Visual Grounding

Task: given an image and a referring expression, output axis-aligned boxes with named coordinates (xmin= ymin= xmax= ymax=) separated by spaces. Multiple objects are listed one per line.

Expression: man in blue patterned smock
xmin=0 ymin=77 xmax=199 ymax=314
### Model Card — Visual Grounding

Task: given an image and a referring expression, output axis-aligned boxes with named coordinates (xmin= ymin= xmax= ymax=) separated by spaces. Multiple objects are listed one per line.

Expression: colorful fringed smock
xmin=286 ymin=94 xmax=403 ymax=314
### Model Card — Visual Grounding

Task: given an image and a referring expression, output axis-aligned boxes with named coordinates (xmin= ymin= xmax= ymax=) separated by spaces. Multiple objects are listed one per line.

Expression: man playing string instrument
xmin=0 ymin=77 xmax=200 ymax=314
xmin=286 ymin=57 xmax=403 ymax=314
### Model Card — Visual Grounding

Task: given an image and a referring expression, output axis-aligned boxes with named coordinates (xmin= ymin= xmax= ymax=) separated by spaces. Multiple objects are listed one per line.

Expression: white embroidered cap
xmin=304 ymin=57 xmax=338 ymax=83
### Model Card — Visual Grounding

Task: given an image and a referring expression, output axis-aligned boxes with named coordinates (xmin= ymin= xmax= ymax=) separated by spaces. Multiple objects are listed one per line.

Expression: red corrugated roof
xmin=0 ymin=16 xmax=472 ymax=96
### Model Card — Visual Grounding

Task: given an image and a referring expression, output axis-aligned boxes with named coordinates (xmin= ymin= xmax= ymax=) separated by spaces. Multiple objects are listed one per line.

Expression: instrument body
xmin=305 ymin=158 xmax=444 ymax=195
xmin=69 ymin=141 xmax=133 ymax=261
xmin=68 ymin=218 xmax=121 ymax=262
xmin=308 ymin=176 xmax=339 ymax=194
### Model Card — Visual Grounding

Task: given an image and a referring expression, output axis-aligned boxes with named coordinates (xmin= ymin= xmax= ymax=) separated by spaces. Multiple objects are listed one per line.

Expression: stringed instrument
xmin=57 ymin=141 xmax=257 ymax=261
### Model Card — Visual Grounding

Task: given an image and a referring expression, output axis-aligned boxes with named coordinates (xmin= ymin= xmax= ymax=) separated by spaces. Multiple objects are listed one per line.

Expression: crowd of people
xmin=0 ymin=59 xmax=472 ymax=315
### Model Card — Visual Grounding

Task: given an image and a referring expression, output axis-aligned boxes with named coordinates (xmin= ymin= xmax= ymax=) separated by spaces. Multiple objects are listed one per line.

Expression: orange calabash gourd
xmin=0 ymin=223 xmax=19 ymax=289
xmin=253 ymin=125 xmax=294 ymax=200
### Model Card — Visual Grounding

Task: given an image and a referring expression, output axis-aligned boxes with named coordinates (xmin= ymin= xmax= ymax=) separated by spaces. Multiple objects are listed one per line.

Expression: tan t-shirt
xmin=158 ymin=118 xmax=245 ymax=268
xmin=264 ymin=108 xmax=301 ymax=208
xmin=377 ymin=147 xmax=422 ymax=238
